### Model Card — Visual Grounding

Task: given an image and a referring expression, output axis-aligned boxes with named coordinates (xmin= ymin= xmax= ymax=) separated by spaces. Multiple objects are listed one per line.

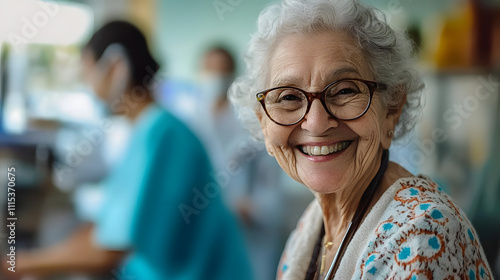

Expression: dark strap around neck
xmin=306 ymin=150 xmax=390 ymax=280
xmin=349 ymin=149 xmax=389 ymax=228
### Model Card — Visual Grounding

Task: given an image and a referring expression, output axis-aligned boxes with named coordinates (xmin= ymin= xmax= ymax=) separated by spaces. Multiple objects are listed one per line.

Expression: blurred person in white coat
xmin=195 ymin=46 xmax=311 ymax=280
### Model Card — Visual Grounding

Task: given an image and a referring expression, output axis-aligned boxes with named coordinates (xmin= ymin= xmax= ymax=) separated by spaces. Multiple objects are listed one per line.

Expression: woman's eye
xmin=282 ymin=94 xmax=299 ymax=100
xmin=337 ymin=88 xmax=358 ymax=95
xmin=278 ymin=90 xmax=302 ymax=102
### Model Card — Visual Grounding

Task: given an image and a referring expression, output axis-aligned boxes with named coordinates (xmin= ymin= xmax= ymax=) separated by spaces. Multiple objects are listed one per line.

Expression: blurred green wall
xmin=155 ymin=0 xmax=273 ymax=80
xmin=154 ymin=0 xmax=459 ymax=81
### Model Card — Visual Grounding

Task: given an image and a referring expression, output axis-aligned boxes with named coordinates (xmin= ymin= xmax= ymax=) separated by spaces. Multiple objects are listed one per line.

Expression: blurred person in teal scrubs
xmin=4 ymin=21 xmax=252 ymax=280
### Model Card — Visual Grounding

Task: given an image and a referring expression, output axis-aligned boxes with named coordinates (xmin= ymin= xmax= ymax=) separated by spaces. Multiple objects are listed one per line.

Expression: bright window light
xmin=0 ymin=0 xmax=93 ymax=46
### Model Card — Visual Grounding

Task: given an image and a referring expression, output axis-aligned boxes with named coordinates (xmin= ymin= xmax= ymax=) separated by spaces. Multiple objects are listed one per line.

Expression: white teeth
xmin=301 ymin=141 xmax=350 ymax=156
xmin=320 ymin=146 xmax=329 ymax=155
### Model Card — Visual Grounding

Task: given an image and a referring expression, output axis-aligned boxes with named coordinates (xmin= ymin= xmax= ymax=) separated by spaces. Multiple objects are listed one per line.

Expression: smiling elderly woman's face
xmin=258 ymin=29 xmax=402 ymax=194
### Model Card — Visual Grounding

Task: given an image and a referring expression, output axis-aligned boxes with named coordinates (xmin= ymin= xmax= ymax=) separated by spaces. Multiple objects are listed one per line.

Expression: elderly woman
xmin=230 ymin=0 xmax=492 ymax=279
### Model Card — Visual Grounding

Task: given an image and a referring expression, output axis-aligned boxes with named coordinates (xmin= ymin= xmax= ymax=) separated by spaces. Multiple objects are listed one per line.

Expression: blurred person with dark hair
xmin=2 ymin=21 xmax=251 ymax=280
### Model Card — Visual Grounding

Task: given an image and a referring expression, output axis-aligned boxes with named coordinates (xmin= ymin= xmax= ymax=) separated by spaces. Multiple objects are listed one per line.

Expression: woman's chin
xmin=301 ymin=175 xmax=347 ymax=194
xmin=289 ymin=171 xmax=347 ymax=194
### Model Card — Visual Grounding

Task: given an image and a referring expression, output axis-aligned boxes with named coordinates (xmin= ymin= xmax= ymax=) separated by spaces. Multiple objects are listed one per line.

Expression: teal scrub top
xmin=94 ymin=104 xmax=252 ymax=280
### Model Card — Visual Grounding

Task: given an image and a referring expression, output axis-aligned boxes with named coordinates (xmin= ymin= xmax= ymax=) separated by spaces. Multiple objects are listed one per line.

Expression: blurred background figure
xmin=2 ymin=20 xmax=252 ymax=280
xmin=198 ymin=46 xmax=234 ymax=127
xmin=188 ymin=46 xmax=312 ymax=280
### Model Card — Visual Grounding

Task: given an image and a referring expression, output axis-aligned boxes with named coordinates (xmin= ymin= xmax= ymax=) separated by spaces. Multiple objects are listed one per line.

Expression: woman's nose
xmin=300 ymin=99 xmax=338 ymax=135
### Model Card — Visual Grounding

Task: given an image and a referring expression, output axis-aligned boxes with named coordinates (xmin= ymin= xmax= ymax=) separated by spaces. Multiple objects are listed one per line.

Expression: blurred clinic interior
xmin=0 ymin=0 xmax=499 ymax=279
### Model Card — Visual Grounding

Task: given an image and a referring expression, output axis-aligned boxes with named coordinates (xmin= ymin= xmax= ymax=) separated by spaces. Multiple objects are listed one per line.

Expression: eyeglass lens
xmin=263 ymin=80 xmax=371 ymax=125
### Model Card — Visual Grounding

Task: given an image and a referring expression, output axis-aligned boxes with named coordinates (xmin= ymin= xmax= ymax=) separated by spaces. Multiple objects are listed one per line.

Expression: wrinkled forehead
xmin=266 ymin=29 xmax=373 ymax=89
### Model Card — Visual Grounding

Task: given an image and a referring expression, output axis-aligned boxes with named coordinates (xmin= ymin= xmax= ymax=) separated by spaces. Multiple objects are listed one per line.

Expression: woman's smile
xmin=298 ymin=140 xmax=353 ymax=156
xmin=296 ymin=140 xmax=353 ymax=162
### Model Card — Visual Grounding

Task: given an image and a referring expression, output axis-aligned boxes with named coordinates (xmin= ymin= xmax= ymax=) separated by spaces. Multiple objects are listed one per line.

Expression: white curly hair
xmin=229 ymin=0 xmax=424 ymax=141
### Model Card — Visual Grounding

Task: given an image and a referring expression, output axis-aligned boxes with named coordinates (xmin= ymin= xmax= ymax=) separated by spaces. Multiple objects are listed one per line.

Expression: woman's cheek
xmin=353 ymin=115 xmax=382 ymax=165
xmin=264 ymin=126 xmax=303 ymax=184
xmin=275 ymin=145 xmax=302 ymax=184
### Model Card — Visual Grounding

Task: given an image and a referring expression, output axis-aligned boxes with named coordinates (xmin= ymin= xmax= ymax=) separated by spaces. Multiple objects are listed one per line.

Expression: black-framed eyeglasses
xmin=256 ymin=78 xmax=387 ymax=126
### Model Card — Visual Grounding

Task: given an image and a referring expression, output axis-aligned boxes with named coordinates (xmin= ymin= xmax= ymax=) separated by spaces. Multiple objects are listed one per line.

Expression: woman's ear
xmin=381 ymin=90 xmax=407 ymax=149
xmin=390 ymin=91 xmax=407 ymax=127
xmin=255 ymin=107 xmax=263 ymax=122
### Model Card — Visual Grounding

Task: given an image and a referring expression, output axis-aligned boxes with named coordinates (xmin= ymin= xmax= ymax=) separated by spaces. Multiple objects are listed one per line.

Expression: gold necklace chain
xmin=320 ymin=240 xmax=334 ymax=275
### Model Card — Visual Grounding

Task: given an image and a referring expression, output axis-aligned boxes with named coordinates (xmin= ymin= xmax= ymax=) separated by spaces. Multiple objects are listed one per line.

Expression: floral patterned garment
xmin=277 ymin=177 xmax=493 ymax=280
